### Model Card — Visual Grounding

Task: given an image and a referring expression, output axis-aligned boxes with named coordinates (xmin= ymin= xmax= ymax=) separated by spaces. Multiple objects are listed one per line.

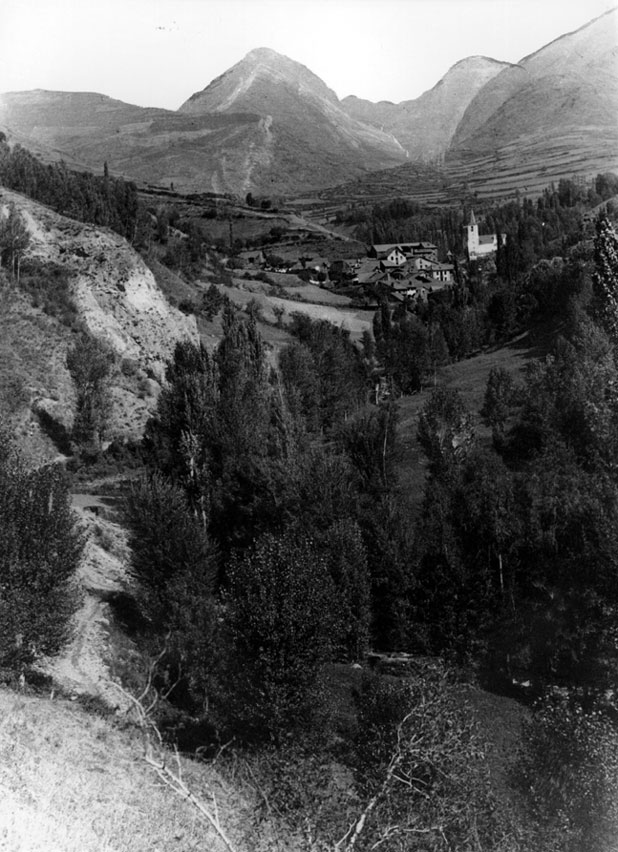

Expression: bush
xmin=225 ymin=531 xmax=337 ymax=743
xmin=516 ymin=693 xmax=618 ymax=851
xmin=120 ymin=357 xmax=140 ymax=378
xmin=0 ymin=430 xmax=84 ymax=667
xmin=349 ymin=666 xmax=521 ymax=851
xmin=19 ymin=259 xmax=79 ymax=328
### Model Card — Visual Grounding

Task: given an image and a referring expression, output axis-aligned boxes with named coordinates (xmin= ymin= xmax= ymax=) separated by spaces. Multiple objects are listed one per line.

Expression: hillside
xmin=445 ymin=8 xmax=618 ymax=196
xmin=342 ymin=56 xmax=511 ymax=163
xmin=2 ymin=9 xmax=616 ymax=201
xmin=0 ymin=50 xmax=406 ymax=196
xmin=0 ymin=187 xmax=197 ymax=460
xmin=176 ymin=47 xmax=407 ymax=191
xmin=0 ymin=686 xmax=256 ymax=852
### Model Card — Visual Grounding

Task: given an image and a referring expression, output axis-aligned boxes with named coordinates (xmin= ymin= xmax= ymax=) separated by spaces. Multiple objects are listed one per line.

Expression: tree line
xmin=0 ymin=135 xmax=139 ymax=241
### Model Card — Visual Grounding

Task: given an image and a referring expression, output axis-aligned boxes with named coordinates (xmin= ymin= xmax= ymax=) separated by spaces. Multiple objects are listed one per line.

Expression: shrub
xmin=120 ymin=357 xmax=140 ymax=378
xmin=516 ymin=693 xmax=618 ymax=851
xmin=19 ymin=259 xmax=79 ymax=328
xmin=349 ymin=666 xmax=521 ymax=851
xmin=0 ymin=429 xmax=84 ymax=667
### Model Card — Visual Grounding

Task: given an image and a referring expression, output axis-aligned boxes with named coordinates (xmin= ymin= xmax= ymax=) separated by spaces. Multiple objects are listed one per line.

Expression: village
xmin=233 ymin=210 xmax=505 ymax=308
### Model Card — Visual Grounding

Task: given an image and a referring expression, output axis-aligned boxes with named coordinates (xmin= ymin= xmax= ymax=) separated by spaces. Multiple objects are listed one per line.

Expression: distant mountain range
xmin=0 ymin=8 xmax=616 ymax=197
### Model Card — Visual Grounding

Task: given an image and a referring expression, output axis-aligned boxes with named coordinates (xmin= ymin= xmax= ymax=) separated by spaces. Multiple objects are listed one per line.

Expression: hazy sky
xmin=1 ymin=0 xmax=615 ymax=109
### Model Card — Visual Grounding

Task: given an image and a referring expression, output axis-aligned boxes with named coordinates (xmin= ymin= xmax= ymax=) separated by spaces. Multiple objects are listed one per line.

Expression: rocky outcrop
xmin=0 ymin=187 xmax=198 ymax=456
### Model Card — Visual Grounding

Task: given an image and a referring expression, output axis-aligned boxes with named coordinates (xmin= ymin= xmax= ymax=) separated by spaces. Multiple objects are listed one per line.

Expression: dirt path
xmin=38 ymin=503 xmax=133 ymax=712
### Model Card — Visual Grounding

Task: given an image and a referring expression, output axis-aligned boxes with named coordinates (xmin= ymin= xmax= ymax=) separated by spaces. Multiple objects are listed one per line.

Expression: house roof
xmin=479 ymin=235 xmax=496 ymax=245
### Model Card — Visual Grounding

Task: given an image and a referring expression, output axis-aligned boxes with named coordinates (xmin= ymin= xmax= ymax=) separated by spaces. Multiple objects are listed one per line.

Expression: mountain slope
xmin=342 ymin=56 xmax=512 ymax=162
xmin=0 ymin=50 xmax=406 ymax=196
xmin=445 ymin=8 xmax=618 ymax=192
xmin=0 ymin=187 xmax=197 ymax=460
xmin=1 ymin=10 xmax=616 ymax=201
xmin=177 ymin=47 xmax=406 ymax=191
xmin=0 ymin=90 xmax=273 ymax=194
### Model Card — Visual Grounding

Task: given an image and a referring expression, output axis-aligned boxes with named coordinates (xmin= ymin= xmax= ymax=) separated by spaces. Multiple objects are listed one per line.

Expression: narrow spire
xmin=469 ymin=209 xmax=477 ymax=227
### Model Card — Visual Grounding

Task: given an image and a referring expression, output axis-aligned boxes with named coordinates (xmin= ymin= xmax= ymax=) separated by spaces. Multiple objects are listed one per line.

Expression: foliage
xmin=516 ymin=694 xmax=618 ymax=852
xmin=348 ymin=667 xmax=521 ymax=851
xmin=417 ymin=386 xmax=475 ymax=479
xmin=124 ymin=473 xmax=219 ymax=705
xmin=19 ymin=258 xmax=78 ymax=328
xmin=66 ymin=331 xmax=115 ymax=449
xmin=225 ymin=531 xmax=337 ymax=743
xmin=0 ymin=141 xmax=139 ymax=241
xmin=0 ymin=202 xmax=30 ymax=282
xmin=412 ymin=448 xmax=516 ymax=659
xmin=0 ymin=427 xmax=84 ymax=667
xmin=320 ymin=519 xmax=371 ymax=662
xmin=481 ymin=366 xmax=517 ymax=438
xmin=283 ymin=313 xmax=368 ymax=432
xmin=591 ymin=215 xmax=618 ymax=341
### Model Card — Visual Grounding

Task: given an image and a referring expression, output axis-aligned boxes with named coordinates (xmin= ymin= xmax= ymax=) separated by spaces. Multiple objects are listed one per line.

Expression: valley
xmin=1 ymin=5 xmax=618 ymax=851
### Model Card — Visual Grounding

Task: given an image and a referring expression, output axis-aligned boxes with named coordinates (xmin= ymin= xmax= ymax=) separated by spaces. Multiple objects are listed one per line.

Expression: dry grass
xmin=0 ymin=688 xmax=255 ymax=852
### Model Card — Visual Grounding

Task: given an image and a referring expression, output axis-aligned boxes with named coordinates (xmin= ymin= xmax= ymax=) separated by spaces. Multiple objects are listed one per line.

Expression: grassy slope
xmin=0 ymin=688 xmax=257 ymax=852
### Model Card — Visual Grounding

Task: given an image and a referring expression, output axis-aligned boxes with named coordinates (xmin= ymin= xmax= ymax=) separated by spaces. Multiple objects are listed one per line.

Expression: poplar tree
xmin=592 ymin=215 xmax=618 ymax=342
xmin=0 ymin=203 xmax=30 ymax=284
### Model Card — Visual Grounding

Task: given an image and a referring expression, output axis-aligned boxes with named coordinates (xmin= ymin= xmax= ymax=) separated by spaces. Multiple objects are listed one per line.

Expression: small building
xmin=465 ymin=210 xmax=506 ymax=259
xmin=368 ymin=244 xmax=407 ymax=266
xmin=400 ymin=242 xmax=438 ymax=263
xmin=427 ymin=262 xmax=455 ymax=283
xmin=408 ymin=256 xmax=434 ymax=273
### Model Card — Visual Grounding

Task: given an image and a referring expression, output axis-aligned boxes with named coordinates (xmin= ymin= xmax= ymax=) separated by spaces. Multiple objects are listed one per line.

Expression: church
xmin=465 ymin=210 xmax=506 ymax=259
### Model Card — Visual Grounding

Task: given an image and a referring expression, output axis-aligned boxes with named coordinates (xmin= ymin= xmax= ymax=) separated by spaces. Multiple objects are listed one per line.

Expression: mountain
xmin=0 ymin=89 xmax=277 ymax=194
xmin=1 ymin=11 xmax=616 ymax=201
xmin=0 ymin=49 xmax=406 ymax=196
xmin=342 ymin=56 xmax=512 ymax=162
xmin=177 ymin=47 xmax=406 ymax=190
xmin=445 ymin=8 xmax=618 ymax=194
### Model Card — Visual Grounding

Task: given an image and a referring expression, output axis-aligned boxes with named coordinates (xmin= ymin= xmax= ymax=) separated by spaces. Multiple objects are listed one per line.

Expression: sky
xmin=1 ymin=0 xmax=615 ymax=109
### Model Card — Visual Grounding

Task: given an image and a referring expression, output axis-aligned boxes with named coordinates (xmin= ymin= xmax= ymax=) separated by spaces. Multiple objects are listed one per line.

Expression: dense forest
xmin=2 ymin=140 xmax=618 ymax=848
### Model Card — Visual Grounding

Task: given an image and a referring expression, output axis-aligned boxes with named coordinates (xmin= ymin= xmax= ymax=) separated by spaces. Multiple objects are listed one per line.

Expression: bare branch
xmin=111 ymin=678 xmax=238 ymax=852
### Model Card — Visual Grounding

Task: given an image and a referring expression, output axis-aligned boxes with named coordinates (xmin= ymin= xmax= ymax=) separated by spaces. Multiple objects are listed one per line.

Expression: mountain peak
xmin=179 ymin=45 xmax=340 ymax=115
xmin=243 ymin=46 xmax=287 ymax=63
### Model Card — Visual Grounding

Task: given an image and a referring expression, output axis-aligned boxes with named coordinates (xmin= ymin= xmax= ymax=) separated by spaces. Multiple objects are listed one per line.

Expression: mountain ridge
xmin=0 ymin=10 xmax=616 ymax=197
xmin=341 ymin=55 xmax=512 ymax=162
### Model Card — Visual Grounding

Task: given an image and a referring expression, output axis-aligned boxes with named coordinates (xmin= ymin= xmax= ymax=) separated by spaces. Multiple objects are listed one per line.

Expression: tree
xmin=321 ymin=519 xmax=371 ymax=661
xmin=66 ymin=331 xmax=114 ymax=450
xmin=417 ymin=386 xmax=475 ymax=479
xmin=225 ymin=531 xmax=337 ymax=742
xmin=124 ymin=473 xmax=219 ymax=704
xmin=481 ymin=366 xmax=516 ymax=438
xmin=0 ymin=203 xmax=30 ymax=284
xmin=592 ymin=215 xmax=618 ymax=342
xmin=0 ymin=427 xmax=84 ymax=668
